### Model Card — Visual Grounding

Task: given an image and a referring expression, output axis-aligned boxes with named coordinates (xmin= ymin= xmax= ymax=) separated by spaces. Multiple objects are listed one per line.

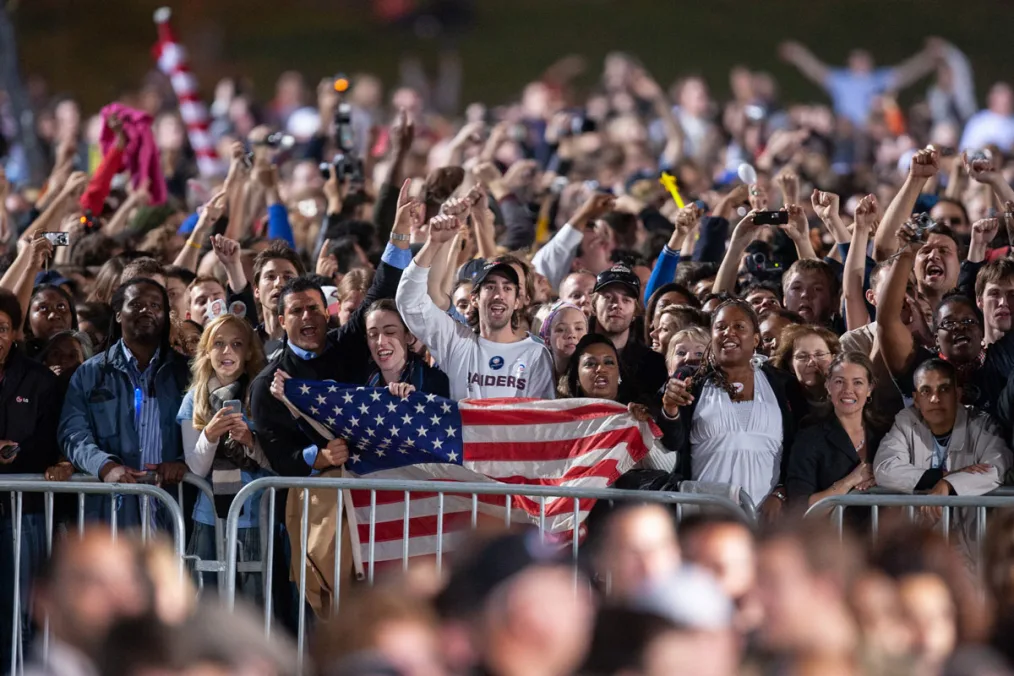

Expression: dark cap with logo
xmin=594 ymin=264 xmax=641 ymax=297
xmin=471 ymin=261 xmax=520 ymax=290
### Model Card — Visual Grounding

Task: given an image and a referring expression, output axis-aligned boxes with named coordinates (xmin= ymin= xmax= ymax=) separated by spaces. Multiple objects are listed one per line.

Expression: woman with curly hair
xmin=659 ymin=298 xmax=808 ymax=517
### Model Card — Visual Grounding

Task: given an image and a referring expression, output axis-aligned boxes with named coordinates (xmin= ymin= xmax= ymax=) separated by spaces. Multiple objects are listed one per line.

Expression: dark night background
xmin=10 ymin=0 xmax=1014 ymax=112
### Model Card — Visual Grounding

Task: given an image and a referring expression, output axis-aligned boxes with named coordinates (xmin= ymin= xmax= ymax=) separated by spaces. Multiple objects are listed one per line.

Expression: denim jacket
xmin=59 ymin=340 xmax=190 ymax=477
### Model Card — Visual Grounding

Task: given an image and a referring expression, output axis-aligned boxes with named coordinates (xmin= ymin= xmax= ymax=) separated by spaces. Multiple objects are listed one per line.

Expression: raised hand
xmin=971 ymin=217 xmax=1000 ymax=249
xmin=501 ymin=159 xmax=539 ymax=194
xmin=393 ymin=178 xmax=424 ymax=236
xmin=30 ymin=236 xmax=54 ymax=268
xmin=662 ymin=377 xmax=694 ymax=416
xmin=426 ymin=214 xmax=458 ymax=244
xmin=910 ymin=146 xmax=940 ymax=180
xmin=780 ymin=204 xmax=809 ymax=241
xmin=390 ymin=107 xmax=415 ymax=157
xmin=774 ymin=168 xmax=800 ymax=206
xmin=211 ymin=234 xmax=241 ymax=266
xmin=572 ymin=192 xmax=616 ymax=229
xmin=811 ymin=189 xmax=840 ymax=223
xmin=748 ymin=183 xmax=769 ymax=212
xmin=472 ymin=161 xmax=503 ymax=188
xmin=853 ymin=194 xmax=879 ymax=234
xmin=962 ymin=149 xmax=1000 ymax=184
xmin=730 ymin=209 xmax=763 ymax=244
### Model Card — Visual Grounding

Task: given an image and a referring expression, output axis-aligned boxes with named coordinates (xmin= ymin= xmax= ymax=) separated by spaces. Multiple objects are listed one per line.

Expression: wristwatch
xmin=771 ymin=486 xmax=787 ymax=502
xmin=389 ymin=232 xmax=410 ymax=242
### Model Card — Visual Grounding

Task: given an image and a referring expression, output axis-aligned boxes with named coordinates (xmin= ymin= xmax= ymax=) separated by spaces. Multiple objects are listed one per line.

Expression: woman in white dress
xmin=661 ymin=299 xmax=809 ymax=519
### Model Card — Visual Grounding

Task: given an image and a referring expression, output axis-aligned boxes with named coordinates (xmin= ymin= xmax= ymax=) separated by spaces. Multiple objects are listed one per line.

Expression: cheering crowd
xmin=3 ymin=24 xmax=1014 ymax=674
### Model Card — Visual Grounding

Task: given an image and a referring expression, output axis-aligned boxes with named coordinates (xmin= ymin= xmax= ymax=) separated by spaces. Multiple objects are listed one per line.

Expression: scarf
xmin=366 ymin=354 xmax=425 ymax=390
xmin=207 ymin=375 xmax=265 ymax=517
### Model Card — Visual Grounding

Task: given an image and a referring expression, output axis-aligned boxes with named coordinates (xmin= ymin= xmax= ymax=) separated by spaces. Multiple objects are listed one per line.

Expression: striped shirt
xmin=121 ymin=343 xmax=163 ymax=469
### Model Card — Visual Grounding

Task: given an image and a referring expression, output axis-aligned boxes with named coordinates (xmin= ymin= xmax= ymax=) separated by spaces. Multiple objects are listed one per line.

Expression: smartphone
xmin=0 ymin=444 xmax=19 ymax=461
xmin=43 ymin=232 xmax=69 ymax=246
xmin=223 ymin=399 xmax=243 ymax=416
xmin=754 ymin=211 xmax=789 ymax=226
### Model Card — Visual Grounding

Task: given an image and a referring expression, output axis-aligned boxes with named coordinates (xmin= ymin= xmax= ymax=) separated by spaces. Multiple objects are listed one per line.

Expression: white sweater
xmin=397 ymin=262 xmax=556 ymax=401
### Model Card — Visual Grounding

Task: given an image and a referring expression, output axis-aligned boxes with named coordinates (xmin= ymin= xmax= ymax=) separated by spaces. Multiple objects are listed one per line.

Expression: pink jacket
xmin=99 ymin=103 xmax=167 ymax=206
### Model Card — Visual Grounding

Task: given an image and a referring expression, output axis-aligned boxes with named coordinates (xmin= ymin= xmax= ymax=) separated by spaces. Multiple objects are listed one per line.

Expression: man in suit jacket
xmin=875 ymin=358 xmax=1012 ymax=512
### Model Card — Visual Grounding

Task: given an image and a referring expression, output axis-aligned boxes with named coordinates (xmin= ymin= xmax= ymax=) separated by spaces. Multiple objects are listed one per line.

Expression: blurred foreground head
xmin=33 ymin=528 xmax=149 ymax=660
xmin=436 ymin=528 xmax=594 ymax=676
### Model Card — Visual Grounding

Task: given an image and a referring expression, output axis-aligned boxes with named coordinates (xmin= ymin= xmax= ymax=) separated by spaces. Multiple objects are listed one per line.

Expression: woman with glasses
xmin=660 ymin=299 xmax=808 ymax=518
xmin=771 ymin=324 xmax=841 ymax=405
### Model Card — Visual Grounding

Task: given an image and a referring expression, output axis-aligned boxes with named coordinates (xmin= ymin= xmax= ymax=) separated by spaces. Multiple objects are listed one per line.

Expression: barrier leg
xmin=401 ymin=492 xmax=410 ymax=573
xmin=436 ymin=493 xmax=445 ymax=576
xmin=333 ymin=489 xmax=344 ymax=616
xmin=368 ymin=491 xmax=376 ymax=585
xmin=297 ymin=489 xmax=309 ymax=676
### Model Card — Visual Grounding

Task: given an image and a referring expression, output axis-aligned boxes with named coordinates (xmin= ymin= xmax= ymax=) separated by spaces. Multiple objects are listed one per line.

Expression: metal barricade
xmin=0 ymin=479 xmax=186 ymax=675
xmin=804 ymin=490 xmax=1014 ymax=565
xmin=223 ymin=476 xmax=754 ymax=673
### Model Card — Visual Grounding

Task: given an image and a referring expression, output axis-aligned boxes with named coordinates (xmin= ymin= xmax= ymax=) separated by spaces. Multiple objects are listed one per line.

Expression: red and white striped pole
xmin=152 ymin=6 xmax=222 ymax=177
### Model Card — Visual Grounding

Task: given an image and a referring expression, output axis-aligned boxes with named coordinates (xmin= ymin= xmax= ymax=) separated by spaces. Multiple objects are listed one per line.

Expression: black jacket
xmin=667 ymin=363 xmax=808 ymax=484
xmin=784 ymin=416 xmax=885 ymax=507
xmin=618 ymin=339 xmax=668 ymax=407
xmin=0 ymin=350 xmax=62 ymax=513
xmin=251 ymin=261 xmax=403 ymax=477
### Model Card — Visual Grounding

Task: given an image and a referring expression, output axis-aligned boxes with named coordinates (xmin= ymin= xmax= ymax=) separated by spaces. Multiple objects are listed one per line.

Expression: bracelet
xmin=186 ymin=240 xmax=203 ymax=251
xmin=389 ymin=232 xmax=410 ymax=242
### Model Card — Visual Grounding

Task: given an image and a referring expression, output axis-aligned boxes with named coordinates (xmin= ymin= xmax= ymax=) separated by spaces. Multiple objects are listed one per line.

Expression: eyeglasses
xmin=793 ymin=351 xmax=832 ymax=363
xmin=938 ymin=317 xmax=979 ymax=332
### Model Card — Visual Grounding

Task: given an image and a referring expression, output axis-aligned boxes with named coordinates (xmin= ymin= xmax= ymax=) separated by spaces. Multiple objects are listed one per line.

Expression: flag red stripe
xmin=464 ymin=426 xmax=649 ymax=462
xmin=356 ymin=512 xmax=475 ymax=543
xmin=460 ymin=402 xmax=627 ymax=426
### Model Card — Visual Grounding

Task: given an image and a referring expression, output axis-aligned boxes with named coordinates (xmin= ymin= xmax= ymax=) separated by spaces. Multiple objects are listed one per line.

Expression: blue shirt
xmin=826 ymin=68 xmax=895 ymax=126
xmin=931 ymin=433 xmax=950 ymax=471
xmin=122 ymin=344 xmax=163 ymax=470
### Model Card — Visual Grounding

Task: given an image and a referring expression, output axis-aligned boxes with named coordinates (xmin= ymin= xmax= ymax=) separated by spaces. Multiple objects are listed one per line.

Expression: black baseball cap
xmin=457 ymin=257 xmax=488 ymax=283
xmin=594 ymin=264 xmax=640 ymax=297
xmin=471 ymin=261 xmax=520 ymax=289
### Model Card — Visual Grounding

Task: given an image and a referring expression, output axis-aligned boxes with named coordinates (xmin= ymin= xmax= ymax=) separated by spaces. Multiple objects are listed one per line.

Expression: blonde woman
xmin=176 ymin=314 xmax=271 ymax=597
xmin=665 ymin=326 xmax=708 ymax=374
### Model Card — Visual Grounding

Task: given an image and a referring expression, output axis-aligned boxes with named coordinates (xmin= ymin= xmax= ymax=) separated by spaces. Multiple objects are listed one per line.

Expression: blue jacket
xmin=59 ymin=340 xmax=190 ymax=477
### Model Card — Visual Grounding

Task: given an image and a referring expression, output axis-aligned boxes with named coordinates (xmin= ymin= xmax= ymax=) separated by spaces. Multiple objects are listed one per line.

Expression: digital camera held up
xmin=318 ymin=73 xmax=364 ymax=184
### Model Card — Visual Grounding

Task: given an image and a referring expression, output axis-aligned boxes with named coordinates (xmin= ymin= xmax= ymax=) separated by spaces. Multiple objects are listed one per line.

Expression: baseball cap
xmin=471 ymin=261 xmax=520 ymax=289
xmin=594 ymin=264 xmax=640 ymax=297
xmin=457 ymin=257 xmax=488 ymax=283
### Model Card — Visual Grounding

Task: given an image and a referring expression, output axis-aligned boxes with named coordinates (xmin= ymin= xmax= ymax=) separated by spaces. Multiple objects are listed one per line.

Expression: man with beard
xmin=397 ymin=214 xmax=554 ymax=400
xmin=592 ymin=264 xmax=667 ymax=404
xmin=59 ymin=279 xmax=191 ymax=517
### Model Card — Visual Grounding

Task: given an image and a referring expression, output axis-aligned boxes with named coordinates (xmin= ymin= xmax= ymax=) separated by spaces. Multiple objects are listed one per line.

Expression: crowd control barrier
xmin=0 ymin=478 xmax=186 ymax=675
xmin=223 ymin=476 xmax=756 ymax=672
xmin=805 ymin=488 xmax=1014 ymax=566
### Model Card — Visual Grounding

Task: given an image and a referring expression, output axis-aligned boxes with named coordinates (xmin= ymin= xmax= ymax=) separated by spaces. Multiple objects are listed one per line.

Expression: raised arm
xmin=1 ymin=236 xmax=53 ymax=333
xmin=845 ymin=195 xmax=877 ymax=331
xmin=713 ymin=210 xmax=761 ymax=294
xmin=875 ymin=224 xmax=921 ymax=375
xmin=531 ymin=192 xmax=614 ymax=291
xmin=964 ymin=151 xmax=1014 ymax=207
xmin=812 ymin=189 xmax=851 ymax=245
xmin=888 ymin=45 xmax=939 ymax=91
xmin=778 ymin=41 xmax=830 ymax=88
xmin=873 ymin=146 xmax=937 ymax=261
xmin=173 ymin=191 xmax=227 ymax=272
xmin=629 ymin=68 xmax=684 ymax=165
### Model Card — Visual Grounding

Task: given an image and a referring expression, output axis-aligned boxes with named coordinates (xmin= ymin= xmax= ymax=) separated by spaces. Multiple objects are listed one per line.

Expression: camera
xmin=43 ymin=232 xmax=69 ymax=246
xmin=263 ymin=131 xmax=295 ymax=150
xmin=744 ymin=249 xmax=783 ymax=282
xmin=567 ymin=113 xmax=597 ymax=136
xmin=318 ymin=74 xmax=364 ymax=184
xmin=910 ymin=213 xmax=936 ymax=240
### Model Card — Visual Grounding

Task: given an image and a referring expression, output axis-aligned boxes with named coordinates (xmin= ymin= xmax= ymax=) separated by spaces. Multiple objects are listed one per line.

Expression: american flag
xmin=283 ymin=380 xmax=664 ymax=572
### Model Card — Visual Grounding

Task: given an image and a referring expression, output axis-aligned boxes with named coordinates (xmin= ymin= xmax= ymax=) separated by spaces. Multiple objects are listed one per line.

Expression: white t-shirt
xmin=397 ymin=262 xmax=556 ymax=401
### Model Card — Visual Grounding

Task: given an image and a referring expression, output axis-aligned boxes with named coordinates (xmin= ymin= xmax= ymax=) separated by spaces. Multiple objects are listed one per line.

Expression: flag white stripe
xmin=462 ymin=415 xmax=647 ymax=445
